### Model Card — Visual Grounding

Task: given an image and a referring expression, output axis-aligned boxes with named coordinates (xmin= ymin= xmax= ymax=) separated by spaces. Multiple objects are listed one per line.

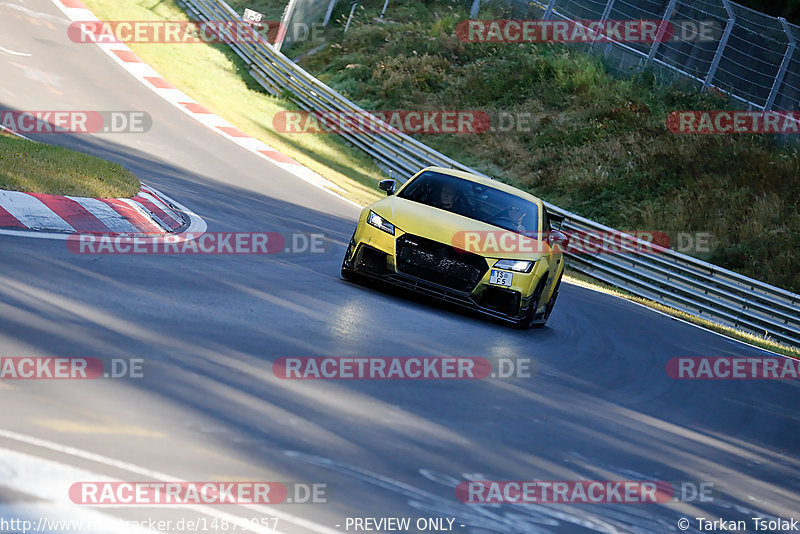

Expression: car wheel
xmin=341 ymin=235 xmax=362 ymax=283
xmin=341 ymin=263 xmax=359 ymax=282
xmin=515 ymin=276 xmax=548 ymax=330
xmin=541 ymin=274 xmax=563 ymax=324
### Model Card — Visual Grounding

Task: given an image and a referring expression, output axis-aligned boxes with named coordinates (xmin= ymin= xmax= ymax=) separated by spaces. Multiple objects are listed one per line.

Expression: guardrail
xmin=178 ymin=0 xmax=800 ymax=348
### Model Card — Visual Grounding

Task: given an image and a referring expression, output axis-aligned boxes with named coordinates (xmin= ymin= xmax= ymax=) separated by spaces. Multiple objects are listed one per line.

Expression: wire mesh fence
xmin=503 ymin=0 xmax=800 ymax=112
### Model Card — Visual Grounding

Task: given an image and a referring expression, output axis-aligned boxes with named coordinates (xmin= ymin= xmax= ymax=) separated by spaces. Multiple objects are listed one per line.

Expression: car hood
xmin=369 ymin=196 xmax=550 ymax=259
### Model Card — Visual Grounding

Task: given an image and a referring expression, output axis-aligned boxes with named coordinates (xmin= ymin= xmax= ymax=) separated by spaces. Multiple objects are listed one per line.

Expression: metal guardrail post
xmin=646 ymin=0 xmax=677 ymax=65
xmin=765 ymin=17 xmax=795 ymax=111
xmin=344 ymin=2 xmax=358 ymax=33
xmin=543 ymin=0 xmax=557 ymax=21
xmin=470 ymin=0 xmax=481 ymax=18
xmin=591 ymin=0 xmax=615 ymax=50
xmin=274 ymin=0 xmax=298 ymax=51
xmin=323 ymin=0 xmax=337 ymax=25
xmin=703 ymin=0 xmax=735 ymax=90
xmin=598 ymin=0 xmax=614 ymax=22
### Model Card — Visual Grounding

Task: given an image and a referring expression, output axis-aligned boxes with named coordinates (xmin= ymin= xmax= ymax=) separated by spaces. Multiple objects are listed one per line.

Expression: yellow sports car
xmin=341 ymin=167 xmax=569 ymax=328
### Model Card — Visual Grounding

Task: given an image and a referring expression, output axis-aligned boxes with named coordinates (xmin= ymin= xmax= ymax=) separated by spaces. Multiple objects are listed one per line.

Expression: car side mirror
xmin=548 ymin=229 xmax=570 ymax=249
xmin=378 ymin=179 xmax=396 ymax=195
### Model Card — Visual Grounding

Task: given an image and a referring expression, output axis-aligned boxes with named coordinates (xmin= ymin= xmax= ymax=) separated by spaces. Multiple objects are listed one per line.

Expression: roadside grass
xmin=80 ymin=0 xmax=383 ymax=207
xmin=0 ymin=134 xmax=139 ymax=197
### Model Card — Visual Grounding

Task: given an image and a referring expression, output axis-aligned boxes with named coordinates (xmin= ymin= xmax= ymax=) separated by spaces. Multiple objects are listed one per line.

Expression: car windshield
xmin=397 ymin=170 xmax=539 ymax=235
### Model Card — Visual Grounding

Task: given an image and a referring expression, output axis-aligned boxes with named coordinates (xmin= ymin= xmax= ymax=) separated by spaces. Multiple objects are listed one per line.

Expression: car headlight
xmin=494 ymin=259 xmax=534 ymax=273
xmin=367 ymin=211 xmax=395 ymax=235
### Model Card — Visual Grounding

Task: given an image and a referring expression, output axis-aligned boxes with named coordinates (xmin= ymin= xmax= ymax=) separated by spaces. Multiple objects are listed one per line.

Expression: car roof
xmin=413 ymin=167 xmax=544 ymax=206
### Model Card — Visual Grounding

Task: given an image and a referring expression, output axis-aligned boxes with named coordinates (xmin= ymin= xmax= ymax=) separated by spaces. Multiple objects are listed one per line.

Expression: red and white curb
xmin=50 ymin=0 xmax=358 ymax=208
xmin=0 ymin=184 xmax=206 ymax=241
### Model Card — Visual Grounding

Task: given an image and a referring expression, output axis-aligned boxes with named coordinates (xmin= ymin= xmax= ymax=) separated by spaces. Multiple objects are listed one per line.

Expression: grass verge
xmin=0 ymin=134 xmax=139 ymax=197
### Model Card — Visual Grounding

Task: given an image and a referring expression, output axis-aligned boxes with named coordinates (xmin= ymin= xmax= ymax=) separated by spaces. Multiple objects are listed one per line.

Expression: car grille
xmin=396 ymin=234 xmax=488 ymax=293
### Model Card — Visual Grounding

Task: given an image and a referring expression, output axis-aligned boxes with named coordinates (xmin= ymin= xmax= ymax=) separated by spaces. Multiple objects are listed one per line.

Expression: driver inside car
xmin=435 ymin=182 xmax=473 ymax=218
xmin=494 ymin=204 xmax=528 ymax=233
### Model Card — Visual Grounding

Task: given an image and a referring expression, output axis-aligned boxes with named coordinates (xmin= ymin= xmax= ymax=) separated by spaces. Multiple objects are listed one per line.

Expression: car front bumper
xmin=342 ymin=236 xmax=541 ymax=324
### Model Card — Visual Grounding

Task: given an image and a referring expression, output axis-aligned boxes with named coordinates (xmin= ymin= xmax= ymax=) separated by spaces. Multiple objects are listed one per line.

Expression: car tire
xmin=541 ymin=273 xmax=563 ymax=324
xmin=341 ymin=235 xmax=360 ymax=282
xmin=341 ymin=264 xmax=359 ymax=282
xmin=341 ymin=256 xmax=363 ymax=283
xmin=515 ymin=276 xmax=548 ymax=330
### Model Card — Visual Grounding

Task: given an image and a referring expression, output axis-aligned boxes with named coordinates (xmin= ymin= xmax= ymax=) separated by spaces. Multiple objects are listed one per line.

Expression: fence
xmin=177 ymin=0 xmax=800 ymax=348
xmin=515 ymin=0 xmax=800 ymax=112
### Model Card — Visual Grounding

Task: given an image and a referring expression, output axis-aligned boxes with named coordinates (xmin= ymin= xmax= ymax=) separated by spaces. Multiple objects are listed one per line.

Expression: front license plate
xmin=489 ymin=270 xmax=513 ymax=287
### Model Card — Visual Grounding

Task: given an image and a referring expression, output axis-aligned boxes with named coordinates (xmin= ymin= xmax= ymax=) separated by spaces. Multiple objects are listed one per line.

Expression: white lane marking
xmin=0 ymin=429 xmax=340 ymax=534
xmin=0 ymin=447 xmax=278 ymax=534
xmin=0 ymin=185 xmax=206 ymax=240
xmin=69 ymin=197 xmax=142 ymax=234
xmin=0 ymin=190 xmax=74 ymax=232
xmin=0 ymin=45 xmax=30 ymax=56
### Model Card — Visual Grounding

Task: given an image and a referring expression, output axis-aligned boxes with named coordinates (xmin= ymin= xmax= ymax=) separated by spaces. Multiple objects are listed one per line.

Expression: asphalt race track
xmin=0 ymin=1 xmax=798 ymax=533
